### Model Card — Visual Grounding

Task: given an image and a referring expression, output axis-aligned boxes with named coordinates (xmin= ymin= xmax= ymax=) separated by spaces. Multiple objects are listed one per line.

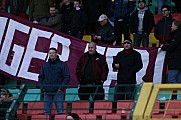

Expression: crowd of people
xmin=0 ymin=0 xmax=180 ymax=46
xmin=0 ymin=0 xmax=181 ymax=118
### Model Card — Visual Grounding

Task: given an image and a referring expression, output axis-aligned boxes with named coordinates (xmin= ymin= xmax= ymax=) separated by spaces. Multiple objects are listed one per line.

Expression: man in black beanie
xmin=112 ymin=39 xmax=143 ymax=101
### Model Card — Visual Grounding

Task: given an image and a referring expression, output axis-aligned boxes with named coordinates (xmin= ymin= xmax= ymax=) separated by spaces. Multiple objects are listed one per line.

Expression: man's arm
xmin=130 ymin=52 xmax=143 ymax=73
xmin=39 ymin=14 xmax=61 ymax=27
xmin=38 ymin=66 xmax=44 ymax=89
xmin=59 ymin=62 xmax=70 ymax=90
xmin=101 ymin=56 xmax=109 ymax=81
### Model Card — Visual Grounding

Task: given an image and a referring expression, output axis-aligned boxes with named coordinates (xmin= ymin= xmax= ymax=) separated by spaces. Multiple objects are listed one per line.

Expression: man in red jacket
xmin=76 ymin=42 xmax=109 ymax=100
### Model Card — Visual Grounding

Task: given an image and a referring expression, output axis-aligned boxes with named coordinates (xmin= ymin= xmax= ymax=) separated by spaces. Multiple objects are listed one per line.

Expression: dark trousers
xmin=114 ymin=84 xmax=135 ymax=100
xmin=113 ymin=84 xmax=135 ymax=112
xmin=114 ymin=19 xmax=130 ymax=45
xmin=78 ymin=83 xmax=104 ymax=100
xmin=86 ymin=23 xmax=99 ymax=35
xmin=133 ymin=33 xmax=149 ymax=47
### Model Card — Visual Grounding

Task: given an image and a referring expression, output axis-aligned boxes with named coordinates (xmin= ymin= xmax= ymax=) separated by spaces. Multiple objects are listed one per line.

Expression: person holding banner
xmin=38 ymin=48 xmax=70 ymax=115
xmin=161 ymin=21 xmax=181 ymax=83
xmin=112 ymin=39 xmax=143 ymax=100
xmin=76 ymin=42 xmax=109 ymax=101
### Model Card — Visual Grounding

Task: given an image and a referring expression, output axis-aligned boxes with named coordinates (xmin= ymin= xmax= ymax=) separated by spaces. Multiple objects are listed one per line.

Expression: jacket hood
xmin=137 ymin=6 xmax=148 ymax=11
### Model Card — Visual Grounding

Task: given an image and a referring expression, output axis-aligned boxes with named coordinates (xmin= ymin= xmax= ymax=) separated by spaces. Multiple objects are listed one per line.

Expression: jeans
xmin=168 ymin=70 xmax=181 ymax=83
xmin=133 ymin=33 xmax=149 ymax=47
xmin=32 ymin=17 xmax=48 ymax=22
xmin=158 ymin=0 xmax=171 ymax=14
xmin=44 ymin=91 xmax=64 ymax=115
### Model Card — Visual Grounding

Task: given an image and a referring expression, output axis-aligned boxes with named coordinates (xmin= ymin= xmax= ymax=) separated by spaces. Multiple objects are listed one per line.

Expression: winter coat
xmin=112 ymin=49 xmax=143 ymax=84
xmin=38 ymin=56 xmax=70 ymax=92
xmin=161 ymin=28 xmax=181 ymax=70
xmin=130 ymin=7 xmax=154 ymax=35
xmin=154 ymin=15 xmax=175 ymax=44
xmin=76 ymin=52 xmax=108 ymax=84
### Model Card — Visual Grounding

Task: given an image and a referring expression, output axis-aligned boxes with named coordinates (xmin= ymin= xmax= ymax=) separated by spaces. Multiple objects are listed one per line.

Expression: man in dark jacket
xmin=76 ymin=42 xmax=109 ymax=100
xmin=154 ymin=5 xmax=174 ymax=45
xmin=68 ymin=0 xmax=87 ymax=39
xmin=112 ymin=39 xmax=143 ymax=100
xmin=82 ymin=0 xmax=107 ymax=35
xmin=161 ymin=21 xmax=181 ymax=83
xmin=110 ymin=0 xmax=134 ymax=45
xmin=130 ymin=0 xmax=154 ymax=47
xmin=60 ymin=0 xmax=74 ymax=34
xmin=33 ymin=5 xmax=62 ymax=32
xmin=92 ymin=14 xmax=115 ymax=45
xmin=38 ymin=48 xmax=70 ymax=115
xmin=5 ymin=0 xmax=28 ymax=16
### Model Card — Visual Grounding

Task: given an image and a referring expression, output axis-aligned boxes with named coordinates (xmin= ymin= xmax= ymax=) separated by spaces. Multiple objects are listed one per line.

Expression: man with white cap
xmin=92 ymin=14 xmax=115 ymax=45
xmin=112 ymin=39 xmax=143 ymax=101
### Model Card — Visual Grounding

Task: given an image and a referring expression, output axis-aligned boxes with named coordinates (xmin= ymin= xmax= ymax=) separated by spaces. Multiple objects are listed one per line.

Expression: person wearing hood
xmin=0 ymin=89 xmax=14 ymax=119
xmin=38 ymin=47 xmax=70 ymax=115
xmin=154 ymin=5 xmax=175 ymax=45
xmin=112 ymin=39 xmax=143 ymax=101
xmin=130 ymin=0 xmax=154 ymax=47
xmin=161 ymin=21 xmax=181 ymax=83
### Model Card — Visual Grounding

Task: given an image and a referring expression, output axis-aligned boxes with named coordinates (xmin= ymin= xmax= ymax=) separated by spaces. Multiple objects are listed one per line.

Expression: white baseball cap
xmin=98 ymin=14 xmax=108 ymax=21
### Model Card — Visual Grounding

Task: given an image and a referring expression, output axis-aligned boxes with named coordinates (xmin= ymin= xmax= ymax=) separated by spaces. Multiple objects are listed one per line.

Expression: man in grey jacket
xmin=33 ymin=5 xmax=62 ymax=32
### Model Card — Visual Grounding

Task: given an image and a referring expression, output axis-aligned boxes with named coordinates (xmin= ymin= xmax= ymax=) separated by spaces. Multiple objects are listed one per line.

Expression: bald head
xmin=88 ymin=42 xmax=97 ymax=55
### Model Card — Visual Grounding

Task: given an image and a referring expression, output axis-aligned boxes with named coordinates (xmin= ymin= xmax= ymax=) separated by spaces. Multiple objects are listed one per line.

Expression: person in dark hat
xmin=130 ymin=0 xmax=154 ymax=47
xmin=112 ymin=39 xmax=143 ymax=101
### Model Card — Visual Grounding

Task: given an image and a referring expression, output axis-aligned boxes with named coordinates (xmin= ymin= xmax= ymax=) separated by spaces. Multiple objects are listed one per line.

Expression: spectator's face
xmin=49 ymin=7 xmax=56 ymax=16
xmin=74 ymin=1 xmax=80 ymax=8
xmin=171 ymin=22 xmax=178 ymax=32
xmin=162 ymin=8 xmax=170 ymax=17
xmin=138 ymin=2 xmax=146 ymax=9
xmin=0 ymin=94 xmax=6 ymax=100
xmin=123 ymin=42 xmax=132 ymax=50
xmin=63 ymin=0 xmax=69 ymax=4
xmin=100 ymin=19 xmax=107 ymax=26
xmin=49 ymin=50 xmax=57 ymax=60
xmin=88 ymin=43 xmax=96 ymax=55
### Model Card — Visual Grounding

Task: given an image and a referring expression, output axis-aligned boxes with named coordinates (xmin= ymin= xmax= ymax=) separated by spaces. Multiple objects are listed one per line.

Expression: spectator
xmin=82 ymin=0 xmax=107 ymax=35
xmin=38 ymin=47 xmax=70 ymax=115
xmin=52 ymin=0 xmax=63 ymax=13
xmin=4 ymin=0 xmax=28 ymax=16
xmin=112 ymin=39 xmax=143 ymax=100
xmin=67 ymin=0 xmax=87 ymax=39
xmin=158 ymin=0 xmax=171 ymax=14
xmin=172 ymin=0 xmax=181 ymax=13
xmin=0 ymin=89 xmax=15 ymax=119
xmin=92 ymin=14 xmax=115 ymax=45
xmin=33 ymin=5 xmax=62 ymax=32
xmin=66 ymin=113 xmax=82 ymax=120
xmin=29 ymin=0 xmax=53 ymax=22
xmin=154 ymin=5 xmax=175 ymax=45
xmin=110 ymin=0 xmax=134 ymax=45
xmin=76 ymin=42 xmax=108 ymax=100
xmin=130 ymin=0 xmax=154 ymax=47
xmin=161 ymin=21 xmax=181 ymax=83
xmin=60 ymin=0 xmax=74 ymax=34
